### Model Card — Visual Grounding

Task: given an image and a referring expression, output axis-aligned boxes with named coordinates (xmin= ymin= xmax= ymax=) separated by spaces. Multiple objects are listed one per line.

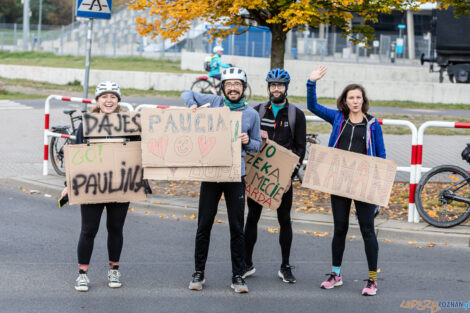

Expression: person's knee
xmin=359 ymin=223 xmax=375 ymax=239
xmin=333 ymin=222 xmax=349 ymax=237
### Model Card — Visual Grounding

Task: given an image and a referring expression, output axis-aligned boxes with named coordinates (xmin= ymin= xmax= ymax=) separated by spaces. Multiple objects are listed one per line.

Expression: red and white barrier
xmin=43 ymin=95 xmax=134 ymax=175
xmin=134 ymin=104 xmax=171 ymax=111
xmin=306 ymin=116 xmax=419 ymax=223
xmin=413 ymin=121 xmax=470 ymax=222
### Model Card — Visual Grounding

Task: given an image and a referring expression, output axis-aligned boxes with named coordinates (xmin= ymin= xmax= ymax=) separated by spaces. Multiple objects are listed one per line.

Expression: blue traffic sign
xmin=77 ymin=0 xmax=112 ymax=19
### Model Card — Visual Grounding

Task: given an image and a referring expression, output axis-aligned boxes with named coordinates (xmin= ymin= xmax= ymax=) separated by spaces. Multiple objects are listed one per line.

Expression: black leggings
xmin=244 ymin=186 xmax=293 ymax=267
xmin=77 ymin=202 xmax=129 ymax=265
xmin=194 ymin=181 xmax=246 ymax=276
xmin=330 ymin=195 xmax=378 ymax=271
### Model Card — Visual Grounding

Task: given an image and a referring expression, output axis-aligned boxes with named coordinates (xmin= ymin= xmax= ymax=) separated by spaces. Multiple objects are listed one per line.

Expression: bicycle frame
xmin=442 ymin=178 xmax=470 ymax=205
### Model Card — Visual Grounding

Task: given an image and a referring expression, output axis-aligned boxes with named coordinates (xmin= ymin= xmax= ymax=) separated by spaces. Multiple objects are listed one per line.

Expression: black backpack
xmin=257 ymin=102 xmax=297 ymax=136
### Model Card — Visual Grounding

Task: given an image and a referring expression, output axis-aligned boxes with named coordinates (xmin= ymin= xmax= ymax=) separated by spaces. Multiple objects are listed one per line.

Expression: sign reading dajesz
xmin=77 ymin=0 xmax=112 ymax=19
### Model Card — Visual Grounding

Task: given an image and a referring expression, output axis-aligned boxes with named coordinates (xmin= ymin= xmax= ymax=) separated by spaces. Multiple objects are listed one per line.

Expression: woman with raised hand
xmin=307 ymin=66 xmax=385 ymax=296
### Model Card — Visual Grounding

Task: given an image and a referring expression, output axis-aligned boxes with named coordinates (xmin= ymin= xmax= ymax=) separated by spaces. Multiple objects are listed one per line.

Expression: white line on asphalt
xmin=0 ymin=100 xmax=33 ymax=110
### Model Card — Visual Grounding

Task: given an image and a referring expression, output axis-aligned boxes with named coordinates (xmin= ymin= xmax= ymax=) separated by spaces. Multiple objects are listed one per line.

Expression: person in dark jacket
xmin=307 ymin=66 xmax=385 ymax=296
xmin=61 ymin=81 xmax=139 ymax=292
xmin=243 ymin=68 xmax=306 ymax=284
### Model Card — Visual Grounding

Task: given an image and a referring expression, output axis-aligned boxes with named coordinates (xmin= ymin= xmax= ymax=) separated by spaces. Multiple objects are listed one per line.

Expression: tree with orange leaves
xmin=128 ymin=0 xmax=468 ymax=69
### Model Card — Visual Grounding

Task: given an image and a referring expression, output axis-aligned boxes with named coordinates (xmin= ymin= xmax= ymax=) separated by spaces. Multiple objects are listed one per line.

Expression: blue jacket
xmin=306 ymin=80 xmax=386 ymax=158
xmin=181 ymin=91 xmax=262 ymax=176
xmin=208 ymin=54 xmax=230 ymax=77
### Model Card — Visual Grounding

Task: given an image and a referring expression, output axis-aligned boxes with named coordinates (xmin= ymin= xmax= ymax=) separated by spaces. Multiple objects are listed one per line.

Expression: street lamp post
xmin=22 ymin=0 xmax=30 ymax=51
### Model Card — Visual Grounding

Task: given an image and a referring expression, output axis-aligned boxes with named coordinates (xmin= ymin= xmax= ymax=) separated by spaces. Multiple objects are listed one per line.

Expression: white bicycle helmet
xmin=221 ymin=67 xmax=247 ymax=83
xmin=213 ymin=46 xmax=224 ymax=53
xmin=95 ymin=81 xmax=121 ymax=101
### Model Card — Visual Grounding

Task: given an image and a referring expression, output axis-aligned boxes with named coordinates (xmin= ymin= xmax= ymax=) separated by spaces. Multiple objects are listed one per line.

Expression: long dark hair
xmin=336 ymin=84 xmax=369 ymax=115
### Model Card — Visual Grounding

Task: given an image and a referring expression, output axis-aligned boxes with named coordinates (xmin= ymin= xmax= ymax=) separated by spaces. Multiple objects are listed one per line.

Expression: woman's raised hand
xmin=309 ymin=66 xmax=328 ymax=82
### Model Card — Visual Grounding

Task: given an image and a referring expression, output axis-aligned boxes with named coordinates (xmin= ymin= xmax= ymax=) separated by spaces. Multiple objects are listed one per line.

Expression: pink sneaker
xmin=362 ymin=278 xmax=377 ymax=296
xmin=320 ymin=272 xmax=343 ymax=289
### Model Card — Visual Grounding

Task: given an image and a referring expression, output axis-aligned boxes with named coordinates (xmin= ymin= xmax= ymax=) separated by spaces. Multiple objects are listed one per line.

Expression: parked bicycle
xmin=191 ymin=75 xmax=252 ymax=101
xmin=50 ymin=109 xmax=82 ymax=176
xmin=414 ymin=144 xmax=470 ymax=228
xmin=295 ymin=133 xmax=320 ymax=183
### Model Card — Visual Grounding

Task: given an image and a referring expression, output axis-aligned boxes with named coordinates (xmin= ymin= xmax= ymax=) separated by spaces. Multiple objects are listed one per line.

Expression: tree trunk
xmin=269 ymin=24 xmax=287 ymax=69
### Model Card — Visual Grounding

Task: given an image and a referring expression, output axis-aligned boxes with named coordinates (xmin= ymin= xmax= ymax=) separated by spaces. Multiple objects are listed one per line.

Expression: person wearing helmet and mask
xmin=242 ymin=69 xmax=306 ymax=284
xmin=208 ymin=46 xmax=230 ymax=81
xmin=61 ymin=81 xmax=140 ymax=292
xmin=181 ymin=67 xmax=262 ymax=294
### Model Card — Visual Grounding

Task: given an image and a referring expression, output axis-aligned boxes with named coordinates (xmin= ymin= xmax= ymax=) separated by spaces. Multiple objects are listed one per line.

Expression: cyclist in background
xmin=208 ymin=46 xmax=230 ymax=81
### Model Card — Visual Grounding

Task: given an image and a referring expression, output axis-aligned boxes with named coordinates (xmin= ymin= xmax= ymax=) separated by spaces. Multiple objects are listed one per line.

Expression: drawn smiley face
xmin=174 ymin=136 xmax=193 ymax=156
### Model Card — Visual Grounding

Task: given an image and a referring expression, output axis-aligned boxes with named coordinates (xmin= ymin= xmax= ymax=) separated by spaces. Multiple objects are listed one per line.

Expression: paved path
xmin=0 ymin=185 xmax=469 ymax=313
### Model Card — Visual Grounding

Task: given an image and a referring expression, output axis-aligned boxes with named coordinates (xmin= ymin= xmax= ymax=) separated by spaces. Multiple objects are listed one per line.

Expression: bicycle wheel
xmin=191 ymin=79 xmax=214 ymax=94
xmin=50 ymin=136 xmax=71 ymax=176
xmin=415 ymin=165 xmax=470 ymax=227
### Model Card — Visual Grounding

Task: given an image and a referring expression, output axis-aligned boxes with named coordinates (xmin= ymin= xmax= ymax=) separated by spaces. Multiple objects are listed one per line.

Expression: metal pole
xmin=1 ymin=33 xmax=4 ymax=51
xmin=262 ymin=31 xmax=266 ymax=57
xmin=22 ymin=0 xmax=30 ymax=51
xmin=14 ymin=24 xmax=17 ymax=51
xmin=60 ymin=25 xmax=64 ymax=55
xmin=37 ymin=0 xmax=43 ymax=48
xmin=113 ymin=30 xmax=116 ymax=57
xmin=83 ymin=19 xmax=93 ymax=111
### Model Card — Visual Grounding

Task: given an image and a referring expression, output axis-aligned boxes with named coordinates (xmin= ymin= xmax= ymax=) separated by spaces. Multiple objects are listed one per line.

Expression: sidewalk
xmin=3 ymin=174 xmax=469 ymax=248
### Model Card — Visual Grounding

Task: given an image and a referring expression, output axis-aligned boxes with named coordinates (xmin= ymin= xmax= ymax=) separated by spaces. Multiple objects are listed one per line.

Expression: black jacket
xmin=253 ymin=101 xmax=306 ymax=178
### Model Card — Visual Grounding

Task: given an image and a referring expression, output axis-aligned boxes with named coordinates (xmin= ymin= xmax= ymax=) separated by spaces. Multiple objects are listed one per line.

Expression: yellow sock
xmin=369 ymin=271 xmax=377 ymax=281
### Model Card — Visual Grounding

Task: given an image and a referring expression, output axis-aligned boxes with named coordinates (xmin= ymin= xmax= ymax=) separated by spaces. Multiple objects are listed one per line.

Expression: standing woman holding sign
xmin=61 ymin=81 xmax=139 ymax=292
xmin=307 ymin=67 xmax=385 ymax=296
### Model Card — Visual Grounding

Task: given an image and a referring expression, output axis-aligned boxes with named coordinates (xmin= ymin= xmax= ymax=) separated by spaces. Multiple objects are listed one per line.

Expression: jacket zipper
xmin=348 ymin=123 xmax=355 ymax=151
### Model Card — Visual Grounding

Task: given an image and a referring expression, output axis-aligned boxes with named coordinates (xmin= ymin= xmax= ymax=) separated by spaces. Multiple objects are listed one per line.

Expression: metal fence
xmin=0 ymin=17 xmax=431 ymax=64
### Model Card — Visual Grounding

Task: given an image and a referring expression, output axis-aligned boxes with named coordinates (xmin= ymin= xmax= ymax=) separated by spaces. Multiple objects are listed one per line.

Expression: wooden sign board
xmin=64 ymin=141 xmax=147 ymax=205
xmin=245 ymin=140 xmax=300 ymax=210
xmin=140 ymin=107 xmax=233 ymax=167
xmin=301 ymin=145 xmax=397 ymax=207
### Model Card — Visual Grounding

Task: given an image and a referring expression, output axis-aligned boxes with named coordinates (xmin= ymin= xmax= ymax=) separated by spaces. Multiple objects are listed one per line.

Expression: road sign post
xmin=76 ymin=0 xmax=113 ymax=112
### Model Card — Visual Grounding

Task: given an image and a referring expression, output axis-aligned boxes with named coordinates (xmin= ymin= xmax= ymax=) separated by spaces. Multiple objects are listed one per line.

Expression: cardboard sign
xmin=245 ymin=140 xmax=300 ymax=210
xmin=140 ymin=107 xmax=232 ymax=167
xmin=144 ymin=112 xmax=242 ymax=182
xmin=65 ymin=141 xmax=147 ymax=205
xmin=301 ymin=145 xmax=397 ymax=207
xmin=83 ymin=112 xmax=141 ymax=137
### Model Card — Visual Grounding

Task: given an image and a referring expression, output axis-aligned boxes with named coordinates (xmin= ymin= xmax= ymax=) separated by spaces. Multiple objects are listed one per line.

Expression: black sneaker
xmin=231 ymin=275 xmax=249 ymax=293
xmin=242 ymin=265 xmax=256 ymax=279
xmin=278 ymin=265 xmax=296 ymax=283
xmin=188 ymin=271 xmax=205 ymax=291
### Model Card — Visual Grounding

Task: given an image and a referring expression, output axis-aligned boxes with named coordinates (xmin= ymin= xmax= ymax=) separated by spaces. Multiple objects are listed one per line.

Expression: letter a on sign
xmin=77 ymin=0 xmax=112 ymax=19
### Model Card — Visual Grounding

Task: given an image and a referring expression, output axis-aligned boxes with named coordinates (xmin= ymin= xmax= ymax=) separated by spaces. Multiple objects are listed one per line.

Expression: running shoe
xmin=242 ymin=265 xmax=256 ymax=279
xmin=278 ymin=265 xmax=296 ymax=283
xmin=362 ymin=278 xmax=378 ymax=296
xmin=108 ymin=269 xmax=122 ymax=288
xmin=75 ymin=273 xmax=90 ymax=292
xmin=231 ymin=275 xmax=249 ymax=293
xmin=188 ymin=271 xmax=205 ymax=291
xmin=320 ymin=272 xmax=343 ymax=289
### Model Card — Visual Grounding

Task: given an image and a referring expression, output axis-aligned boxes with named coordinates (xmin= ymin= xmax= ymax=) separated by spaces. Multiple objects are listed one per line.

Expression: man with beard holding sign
xmin=181 ymin=67 xmax=262 ymax=293
xmin=243 ymin=69 xmax=306 ymax=284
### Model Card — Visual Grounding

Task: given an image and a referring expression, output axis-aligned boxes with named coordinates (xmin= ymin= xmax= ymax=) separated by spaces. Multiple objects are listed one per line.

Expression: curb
xmin=2 ymin=176 xmax=469 ymax=248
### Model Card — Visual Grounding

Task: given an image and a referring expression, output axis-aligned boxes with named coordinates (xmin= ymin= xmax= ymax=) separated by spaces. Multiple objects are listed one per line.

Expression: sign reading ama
xmin=83 ymin=113 xmax=141 ymax=137
xmin=140 ymin=108 xmax=232 ymax=167
xmin=65 ymin=141 xmax=146 ymax=205
xmin=144 ymin=111 xmax=242 ymax=182
xmin=245 ymin=140 xmax=300 ymax=210
xmin=301 ymin=145 xmax=397 ymax=207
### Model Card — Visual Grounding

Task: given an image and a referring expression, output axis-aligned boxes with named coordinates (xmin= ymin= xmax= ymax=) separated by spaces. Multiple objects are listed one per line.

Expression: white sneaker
xmin=108 ymin=269 xmax=122 ymax=288
xmin=75 ymin=273 xmax=90 ymax=292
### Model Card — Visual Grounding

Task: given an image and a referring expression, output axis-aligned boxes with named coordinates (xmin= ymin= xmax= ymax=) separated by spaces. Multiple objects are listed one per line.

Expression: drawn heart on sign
xmin=148 ymin=136 xmax=168 ymax=159
xmin=198 ymin=136 xmax=216 ymax=156
xmin=169 ymin=167 xmax=177 ymax=176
